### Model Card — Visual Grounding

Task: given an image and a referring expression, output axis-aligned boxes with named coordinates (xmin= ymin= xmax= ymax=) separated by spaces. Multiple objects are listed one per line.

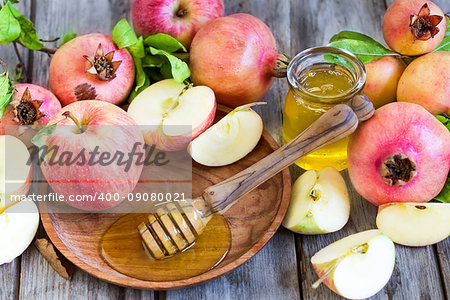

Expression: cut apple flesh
xmin=0 ymin=200 xmax=39 ymax=265
xmin=127 ymin=79 xmax=215 ymax=137
xmin=0 ymin=135 xmax=32 ymax=209
xmin=311 ymin=229 xmax=395 ymax=299
xmin=188 ymin=105 xmax=263 ymax=167
xmin=283 ymin=167 xmax=350 ymax=234
xmin=377 ymin=202 xmax=450 ymax=246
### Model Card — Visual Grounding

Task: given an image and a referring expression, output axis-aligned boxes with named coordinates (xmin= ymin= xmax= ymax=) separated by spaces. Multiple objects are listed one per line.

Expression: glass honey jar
xmin=283 ymin=47 xmax=366 ymax=171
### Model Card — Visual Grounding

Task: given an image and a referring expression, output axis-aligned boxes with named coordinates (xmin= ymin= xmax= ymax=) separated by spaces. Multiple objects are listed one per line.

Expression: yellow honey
xmin=283 ymin=47 xmax=366 ymax=171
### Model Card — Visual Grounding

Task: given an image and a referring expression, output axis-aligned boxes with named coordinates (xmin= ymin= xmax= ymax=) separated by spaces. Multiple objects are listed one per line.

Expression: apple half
xmin=311 ymin=229 xmax=395 ymax=299
xmin=282 ymin=167 xmax=350 ymax=234
xmin=377 ymin=202 xmax=450 ymax=247
xmin=0 ymin=200 xmax=39 ymax=265
xmin=187 ymin=104 xmax=263 ymax=167
xmin=127 ymin=79 xmax=216 ymax=151
xmin=0 ymin=135 xmax=32 ymax=212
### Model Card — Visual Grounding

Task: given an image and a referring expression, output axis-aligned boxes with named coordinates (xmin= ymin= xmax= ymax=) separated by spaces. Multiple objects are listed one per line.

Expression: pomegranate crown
xmin=83 ymin=44 xmax=122 ymax=81
xmin=12 ymin=88 xmax=45 ymax=125
xmin=409 ymin=3 xmax=443 ymax=41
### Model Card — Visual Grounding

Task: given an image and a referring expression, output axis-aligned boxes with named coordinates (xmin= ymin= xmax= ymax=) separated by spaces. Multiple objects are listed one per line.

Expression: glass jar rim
xmin=287 ymin=46 xmax=366 ymax=103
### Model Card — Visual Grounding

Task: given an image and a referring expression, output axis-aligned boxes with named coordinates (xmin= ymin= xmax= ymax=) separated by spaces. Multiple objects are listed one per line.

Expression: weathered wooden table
xmin=1 ymin=0 xmax=449 ymax=299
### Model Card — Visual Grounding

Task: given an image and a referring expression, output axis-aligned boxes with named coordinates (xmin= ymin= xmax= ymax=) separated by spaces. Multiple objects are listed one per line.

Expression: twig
xmin=39 ymin=37 xmax=60 ymax=43
xmin=17 ymin=41 xmax=57 ymax=56
xmin=12 ymin=41 xmax=28 ymax=82
xmin=0 ymin=58 xmax=7 ymax=74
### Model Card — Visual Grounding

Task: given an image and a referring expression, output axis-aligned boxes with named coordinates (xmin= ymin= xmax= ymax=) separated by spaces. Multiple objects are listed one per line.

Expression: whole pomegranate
xmin=190 ymin=13 xmax=288 ymax=107
xmin=49 ymin=33 xmax=135 ymax=106
xmin=382 ymin=0 xmax=446 ymax=56
xmin=362 ymin=56 xmax=406 ymax=108
xmin=0 ymin=83 xmax=61 ymax=135
xmin=397 ymin=51 xmax=450 ymax=115
xmin=348 ymin=102 xmax=450 ymax=206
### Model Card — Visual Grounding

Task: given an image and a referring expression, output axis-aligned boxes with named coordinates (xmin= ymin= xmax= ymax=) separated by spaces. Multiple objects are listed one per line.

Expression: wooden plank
xmin=166 ymin=229 xmax=299 ymax=300
xmin=436 ymin=238 xmax=450 ymax=299
xmin=0 ymin=1 xmax=31 ymax=300
xmin=385 ymin=0 xmax=448 ymax=8
xmin=166 ymin=0 xmax=300 ymax=299
xmin=290 ymin=0 xmax=445 ymax=299
xmin=0 ymin=259 xmax=20 ymax=300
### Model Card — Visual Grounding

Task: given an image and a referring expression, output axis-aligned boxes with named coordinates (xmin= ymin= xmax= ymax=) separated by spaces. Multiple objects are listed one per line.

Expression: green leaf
xmin=330 ymin=31 xmax=379 ymax=43
xmin=31 ymin=124 xmax=57 ymax=148
xmin=142 ymin=55 xmax=164 ymax=68
xmin=112 ymin=19 xmax=139 ymax=49
xmin=144 ymin=33 xmax=187 ymax=53
xmin=0 ymin=72 xmax=13 ymax=118
xmin=149 ymin=47 xmax=190 ymax=83
xmin=435 ymin=114 xmax=450 ymax=131
xmin=328 ymin=31 xmax=399 ymax=64
xmin=7 ymin=3 xmax=42 ymax=50
xmin=128 ymin=36 xmax=145 ymax=58
xmin=433 ymin=16 xmax=450 ymax=52
xmin=128 ymin=57 xmax=150 ymax=103
xmin=0 ymin=3 xmax=21 ymax=46
xmin=433 ymin=177 xmax=450 ymax=203
xmin=59 ymin=32 xmax=77 ymax=47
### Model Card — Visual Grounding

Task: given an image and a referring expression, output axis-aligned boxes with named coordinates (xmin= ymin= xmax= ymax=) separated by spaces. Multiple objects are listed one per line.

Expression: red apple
xmin=132 ymin=0 xmax=224 ymax=48
xmin=40 ymin=101 xmax=144 ymax=211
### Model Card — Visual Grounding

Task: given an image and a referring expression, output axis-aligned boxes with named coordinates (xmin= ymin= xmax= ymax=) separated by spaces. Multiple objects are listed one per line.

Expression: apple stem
xmin=312 ymin=257 xmax=343 ymax=289
xmin=62 ymin=111 xmax=84 ymax=133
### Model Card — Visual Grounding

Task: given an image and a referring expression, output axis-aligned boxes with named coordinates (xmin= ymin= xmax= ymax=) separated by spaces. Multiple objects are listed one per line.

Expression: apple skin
xmin=282 ymin=167 xmax=350 ymax=234
xmin=40 ymin=101 xmax=144 ymax=211
xmin=362 ymin=56 xmax=406 ymax=108
xmin=376 ymin=202 xmax=450 ymax=246
xmin=132 ymin=0 xmax=224 ymax=48
xmin=397 ymin=51 xmax=450 ymax=115
xmin=187 ymin=104 xmax=263 ymax=166
xmin=127 ymin=79 xmax=216 ymax=151
xmin=311 ymin=230 xmax=395 ymax=299
xmin=49 ymin=33 xmax=135 ymax=106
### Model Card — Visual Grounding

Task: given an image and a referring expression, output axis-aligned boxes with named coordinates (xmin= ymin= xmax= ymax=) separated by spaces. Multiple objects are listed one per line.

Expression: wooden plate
xmin=40 ymin=105 xmax=291 ymax=290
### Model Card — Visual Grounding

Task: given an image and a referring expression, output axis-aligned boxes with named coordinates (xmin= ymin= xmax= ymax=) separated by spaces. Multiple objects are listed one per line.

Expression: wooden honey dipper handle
xmin=200 ymin=95 xmax=374 ymax=216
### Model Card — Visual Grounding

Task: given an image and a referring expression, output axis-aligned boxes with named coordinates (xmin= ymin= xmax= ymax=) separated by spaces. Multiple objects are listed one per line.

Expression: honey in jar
xmin=282 ymin=47 xmax=366 ymax=170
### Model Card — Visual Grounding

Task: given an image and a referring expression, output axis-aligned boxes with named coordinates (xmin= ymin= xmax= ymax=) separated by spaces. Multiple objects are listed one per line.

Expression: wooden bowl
xmin=40 ymin=105 xmax=291 ymax=290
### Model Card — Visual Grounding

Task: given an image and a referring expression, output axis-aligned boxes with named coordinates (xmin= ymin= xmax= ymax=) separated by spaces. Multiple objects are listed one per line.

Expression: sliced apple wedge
xmin=0 ymin=200 xmax=39 ymax=265
xmin=377 ymin=202 xmax=450 ymax=247
xmin=0 ymin=135 xmax=32 ymax=211
xmin=311 ymin=229 xmax=395 ymax=299
xmin=187 ymin=104 xmax=263 ymax=167
xmin=127 ymin=79 xmax=216 ymax=151
xmin=283 ymin=167 xmax=350 ymax=234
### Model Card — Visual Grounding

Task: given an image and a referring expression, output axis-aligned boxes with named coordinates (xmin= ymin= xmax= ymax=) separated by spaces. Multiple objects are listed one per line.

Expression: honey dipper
xmin=139 ymin=95 xmax=374 ymax=259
